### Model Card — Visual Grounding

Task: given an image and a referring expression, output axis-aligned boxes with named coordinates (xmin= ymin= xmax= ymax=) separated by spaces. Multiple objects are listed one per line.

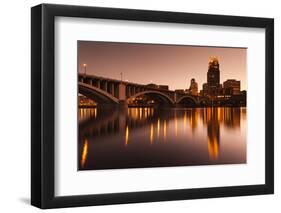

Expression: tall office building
xmin=207 ymin=57 xmax=220 ymax=96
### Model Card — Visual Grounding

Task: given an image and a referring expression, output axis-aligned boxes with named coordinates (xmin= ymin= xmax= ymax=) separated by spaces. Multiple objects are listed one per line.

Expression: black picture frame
xmin=31 ymin=3 xmax=274 ymax=209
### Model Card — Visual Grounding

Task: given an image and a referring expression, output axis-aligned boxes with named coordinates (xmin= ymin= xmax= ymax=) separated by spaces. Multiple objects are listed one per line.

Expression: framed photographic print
xmin=31 ymin=4 xmax=274 ymax=209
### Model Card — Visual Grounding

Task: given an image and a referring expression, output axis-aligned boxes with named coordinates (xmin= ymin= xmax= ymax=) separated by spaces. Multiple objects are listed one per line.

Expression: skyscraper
xmin=207 ymin=57 xmax=220 ymax=96
xmin=189 ymin=78 xmax=198 ymax=96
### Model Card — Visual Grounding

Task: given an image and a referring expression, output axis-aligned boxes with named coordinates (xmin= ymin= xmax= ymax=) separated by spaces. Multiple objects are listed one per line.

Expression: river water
xmin=78 ymin=107 xmax=246 ymax=170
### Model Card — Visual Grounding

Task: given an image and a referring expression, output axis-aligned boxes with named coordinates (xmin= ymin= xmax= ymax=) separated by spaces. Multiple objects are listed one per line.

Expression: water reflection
xmin=78 ymin=107 xmax=246 ymax=170
xmin=80 ymin=139 xmax=88 ymax=168
xmin=125 ymin=126 xmax=129 ymax=146
xmin=206 ymin=108 xmax=220 ymax=159
xmin=163 ymin=120 xmax=167 ymax=141
xmin=150 ymin=123 xmax=154 ymax=145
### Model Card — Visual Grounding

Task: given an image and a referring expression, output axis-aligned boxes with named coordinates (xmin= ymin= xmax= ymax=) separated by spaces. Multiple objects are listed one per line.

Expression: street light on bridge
xmin=83 ymin=63 xmax=87 ymax=76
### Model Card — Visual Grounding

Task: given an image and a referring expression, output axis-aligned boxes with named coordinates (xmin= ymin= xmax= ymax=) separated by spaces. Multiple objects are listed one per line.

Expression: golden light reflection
xmin=125 ymin=125 xmax=129 ymax=146
xmin=126 ymin=108 xmax=159 ymax=120
xmin=157 ymin=118 xmax=160 ymax=139
xmin=136 ymin=108 xmax=139 ymax=118
xmin=140 ymin=108 xmax=142 ymax=119
xmin=80 ymin=139 xmax=88 ymax=168
xmin=144 ymin=107 xmax=148 ymax=118
xmin=94 ymin=108 xmax=97 ymax=118
xmin=208 ymin=137 xmax=219 ymax=160
xmin=151 ymin=108 xmax=154 ymax=116
xmin=79 ymin=108 xmax=97 ymax=122
xmin=206 ymin=108 xmax=220 ymax=160
xmin=79 ymin=107 xmax=245 ymax=167
xmin=163 ymin=120 xmax=167 ymax=141
xmin=183 ymin=111 xmax=187 ymax=130
xmin=218 ymin=107 xmax=221 ymax=121
xmin=174 ymin=117 xmax=178 ymax=137
xmin=189 ymin=110 xmax=199 ymax=132
xmin=150 ymin=124 xmax=154 ymax=144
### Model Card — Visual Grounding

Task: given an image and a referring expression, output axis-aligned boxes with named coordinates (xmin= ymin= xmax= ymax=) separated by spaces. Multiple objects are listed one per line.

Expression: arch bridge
xmin=78 ymin=74 xmax=209 ymax=107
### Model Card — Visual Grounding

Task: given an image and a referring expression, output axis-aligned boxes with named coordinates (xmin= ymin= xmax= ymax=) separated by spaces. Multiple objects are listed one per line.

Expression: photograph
xmin=78 ymin=41 xmax=247 ymax=170
xmin=29 ymin=3 xmax=274 ymax=209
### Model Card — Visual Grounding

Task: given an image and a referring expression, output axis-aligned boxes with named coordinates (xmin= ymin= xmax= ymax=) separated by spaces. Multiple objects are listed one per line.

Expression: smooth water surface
xmin=78 ymin=107 xmax=246 ymax=170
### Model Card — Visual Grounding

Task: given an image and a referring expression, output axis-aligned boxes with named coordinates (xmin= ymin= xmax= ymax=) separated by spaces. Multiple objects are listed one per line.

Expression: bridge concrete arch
xmin=198 ymin=97 xmax=210 ymax=106
xmin=128 ymin=90 xmax=175 ymax=105
xmin=176 ymin=95 xmax=198 ymax=105
xmin=78 ymin=82 xmax=119 ymax=105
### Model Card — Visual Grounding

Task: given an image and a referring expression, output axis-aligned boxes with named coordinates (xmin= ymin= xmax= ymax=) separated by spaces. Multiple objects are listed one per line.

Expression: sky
xmin=78 ymin=41 xmax=247 ymax=91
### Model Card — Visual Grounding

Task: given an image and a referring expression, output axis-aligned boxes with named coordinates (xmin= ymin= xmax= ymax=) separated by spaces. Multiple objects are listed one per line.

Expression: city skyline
xmin=78 ymin=41 xmax=247 ymax=91
xmin=78 ymin=41 xmax=247 ymax=171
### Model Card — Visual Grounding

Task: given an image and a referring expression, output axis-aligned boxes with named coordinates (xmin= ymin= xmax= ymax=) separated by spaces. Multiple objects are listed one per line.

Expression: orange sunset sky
xmin=78 ymin=41 xmax=247 ymax=91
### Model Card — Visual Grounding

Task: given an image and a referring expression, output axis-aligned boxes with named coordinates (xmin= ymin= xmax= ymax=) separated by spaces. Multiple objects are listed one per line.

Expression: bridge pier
xmin=118 ymin=107 xmax=127 ymax=131
xmin=118 ymin=100 xmax=128 ymax=108
xmin=118 ymin=83 xmax=128 ymax=108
